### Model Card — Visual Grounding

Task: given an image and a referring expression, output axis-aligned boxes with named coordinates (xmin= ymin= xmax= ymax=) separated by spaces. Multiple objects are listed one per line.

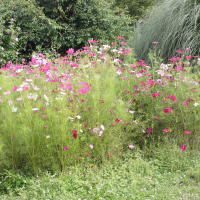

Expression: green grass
xmin=1 ymin=141 xmax=200 ymax=199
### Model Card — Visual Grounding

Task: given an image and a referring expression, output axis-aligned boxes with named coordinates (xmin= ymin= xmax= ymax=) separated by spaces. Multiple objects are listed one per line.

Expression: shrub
xmin=0 ymin=17 xmax=21 ymax=66
xmin=132 ymin=0 xmax=200 ymax=63
xmin=0 ymin=0 xmax=132 ymax=62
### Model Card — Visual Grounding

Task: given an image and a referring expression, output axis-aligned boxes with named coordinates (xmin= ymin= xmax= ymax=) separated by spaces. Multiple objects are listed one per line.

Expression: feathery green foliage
xmin=132 ymin=0 xmax=200 ymax=63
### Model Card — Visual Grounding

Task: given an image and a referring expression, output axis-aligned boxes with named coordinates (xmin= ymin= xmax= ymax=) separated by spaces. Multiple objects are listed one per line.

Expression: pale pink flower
xmin=100 ymin=125 xmax=105 ymax=130
xmin=133 ymin=120 xmax=138 ymax=124
xmin=89 ymin=144 xmax=93 ymax=149
xmin=99 ymin=131 xmax=103 ymax=136
xmin=129 ymin=145 xmax=135 ymax=149
xmin=93 ymin=128 xmax=99 ymax=133
xmin=4 ymin=91 xmax=10 ymax=95
xmin=8 ymin=100 xmax=13 ymax=106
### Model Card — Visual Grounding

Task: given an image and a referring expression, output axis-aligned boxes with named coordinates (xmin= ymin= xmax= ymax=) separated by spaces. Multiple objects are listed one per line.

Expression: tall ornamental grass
xmin=0 ymin=37 xmax=200 ymax=175
xmin=132 ymin=0 xmax=200 ymax=63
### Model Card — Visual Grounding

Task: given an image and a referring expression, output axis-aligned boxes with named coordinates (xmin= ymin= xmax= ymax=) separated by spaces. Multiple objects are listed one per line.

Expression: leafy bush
xmin=0 ymin=0 xmax=132 ymax=62
xmin=0 ymin=17 xmax=21 ymax=65
xmin=132 ymin=0 xmax=200 ymax=63
xmin=114 ymin=0 xmax=161 ymax=20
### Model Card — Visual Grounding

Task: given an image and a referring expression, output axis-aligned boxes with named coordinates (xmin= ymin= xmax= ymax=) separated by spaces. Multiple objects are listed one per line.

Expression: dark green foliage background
xmin=0 ymin=0 xmax=132 ymax=61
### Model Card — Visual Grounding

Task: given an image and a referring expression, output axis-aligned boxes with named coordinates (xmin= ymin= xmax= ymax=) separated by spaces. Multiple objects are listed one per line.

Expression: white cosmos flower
xmin=55 ymin=97 xmax=63 ymax=100
xmin=46 ymin=135 xmax=50 ymax=139
xmin=16 ymin=69 xmax=23 ymax=73
xmin=194 ymin=102 xmax=198 ymax=106
xmin=116 ymin=71 xmax=122 ymax=75
xmin=32 ymin=108 xmax=39 ymax=111
xmin=44 ymin=94 xmax=49 ymax=102
xmin=60 ymin=92 xmax=66 ymax=95
xmin=76 ymin=115 xmax=81 ymax=119
xmin=12 ymin=106 xmax=18 ymax=112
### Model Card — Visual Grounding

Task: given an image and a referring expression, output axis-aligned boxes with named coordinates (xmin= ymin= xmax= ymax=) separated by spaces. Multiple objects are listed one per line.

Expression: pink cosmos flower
xmin=180 ymin=144 xmax=186 ymax=151
xmin=99 ymin=131 xmax=103 ymax=136
xmin=86 ymin=154 xmax=89 ymax=157
xmin=93 ymin=128 xmax=99 ymax=133
xmin=185 ymin=131 xmax=191 ymax=134
xmin=121 ymin=41 xmax=127 ymax=45
xmin=133 ymin=120 xmax=138 ymax=124
xmin=163 ymin=129 xmax=170 ymax=132
xmin=72 ymin=130 xmax=77 ymax=134
xmin=41 ymin=114 xmax=47 ymax=118
xmin=8 ymin=100 xmax=13 ymax=106
xmin=3 ymin=91 xmax=10 ymax=96
xmin=183 ymin=102 xmax=188 ymax=106
xmin=79 ymin=88 xmax=87 ymax=94
xmin=170 ymin=95 xmax=176 ymax=101
xmin=176 ymin=100 xmax=180 ymax=104
xmin=186 ymin=56 xmax=191 ymax=60
xmin=89 ymin=144 xmax=93 ymax=149
xmin=66 ymin=48 xmax=74 ymax=54
xmin=12 ymin=85 xmax=18 ymax=91
xmin=130 ymin=64 xmax=136 ymax=69
xmin=154 ymin=116 xmax=159 ymax=119
xmin=115 ymin=119 xmax=120 ymax=123
xmin=147 ymin=129 xmax=152 ymax=133
xmin=88 ymin=52 xmax=95 ymax=57
xmin=83 ymin=123 xmax=87 ymax=127
xmin=22 ymin=86 xmax=29 ymax=91
xmin=129 ymin=145 xmax=135 ymax=149
xmin=163 ymin=108 xmax=171 ymax=113
xmin=88 ymin=40 xmax=99 ymax=43
xmin=73 ymin=133 xmax=77 ymax=139
xmin=124 ymin=49 xmax=131 ymax=53
xmin=100 ymin=125 xmax=105 ymax=130
xmin=109 ymin=154 xmax=113 ymax=157
xmin=64 ymin=147 xmax=69 ymax=151
xmin=176 ymin=66 xmax=183 ymax=71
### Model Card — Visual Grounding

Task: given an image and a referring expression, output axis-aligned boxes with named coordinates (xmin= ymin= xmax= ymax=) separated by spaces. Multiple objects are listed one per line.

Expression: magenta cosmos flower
xmin=163 ymin=108 xmax=171 ymax=113
xmin=185 ymin=131 xmax=191 ymax=134
xmin=180 ymin=145 xmax=186 ymax=151
xmin=63 ymin=147 xmax=68 ymax=151
xmin=147 ymin=129 xmax=152 ymax=133
xmin=163 ymin=129 xmax=170 ymax=132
